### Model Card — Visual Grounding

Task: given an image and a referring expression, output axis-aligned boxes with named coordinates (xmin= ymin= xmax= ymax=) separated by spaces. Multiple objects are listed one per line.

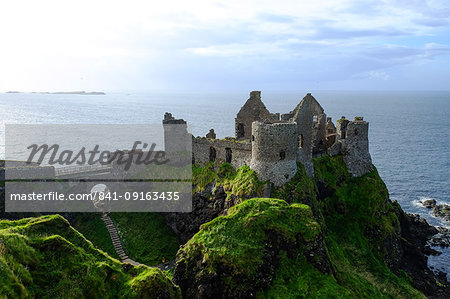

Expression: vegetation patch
xmin=312 ymin=155 xmax=424 ymax=298
xmin=173 ymin=198 xmax=323 ymax=298
xmin=271 ymin=163 xmax=316 ymax=205
xmin=175 ymin=156 xmax=426 ymax=298
xmin=193 ymin=162 xmax=267 ymax=201
xmin=110 ymin=212 xmax=180 ymax=266
xmin=0 ymin=215 xmax=180 ymax=298
xmin=71 ymin=213 xmax=118 ymax=259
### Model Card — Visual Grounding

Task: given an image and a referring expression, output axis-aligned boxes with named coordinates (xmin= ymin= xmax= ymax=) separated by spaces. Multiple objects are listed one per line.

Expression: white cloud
xmin=0 ymin=0 xmax=449 ymax=90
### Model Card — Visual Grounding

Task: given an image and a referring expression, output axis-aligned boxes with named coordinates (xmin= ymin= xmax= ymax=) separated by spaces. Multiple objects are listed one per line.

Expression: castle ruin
xmin=164 ymin=91 xmax=372 ymax=186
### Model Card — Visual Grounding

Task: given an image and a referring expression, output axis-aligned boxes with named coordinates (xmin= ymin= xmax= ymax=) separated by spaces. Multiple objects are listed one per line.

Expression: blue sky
xmin=1 ymin=0 xmax=449 ymax=91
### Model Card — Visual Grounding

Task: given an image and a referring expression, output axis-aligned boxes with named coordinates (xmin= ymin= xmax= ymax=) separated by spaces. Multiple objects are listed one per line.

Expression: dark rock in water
xmin=386 ymin=210 xmax=448 ymax=296
xmin=429 ymin=227 xmax=450 ymax=248
xmin=419 ymin=199 xmax=449 ymax=222
xmin=421 ymin=199 xmax=437 ymax=209
xmin=432 ymin=204 xmax=450 ymax=222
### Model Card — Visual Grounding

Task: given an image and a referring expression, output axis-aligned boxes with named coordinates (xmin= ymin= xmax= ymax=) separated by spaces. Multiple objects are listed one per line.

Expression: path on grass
xmin=101 ymin=213 xmax=141 ymax=266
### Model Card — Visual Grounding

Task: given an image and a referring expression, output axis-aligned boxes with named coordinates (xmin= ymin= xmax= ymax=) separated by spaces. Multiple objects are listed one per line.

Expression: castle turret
xmin=338 ymin=117 xmax=372 ymax=177
xmin=162 ymin=112 xmax=190 ymax=156
xmin=250 ymin=121 xmax=297 ymax=186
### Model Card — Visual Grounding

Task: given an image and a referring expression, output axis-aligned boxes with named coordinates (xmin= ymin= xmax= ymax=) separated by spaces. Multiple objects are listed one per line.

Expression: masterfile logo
xmin=4 ymin=124 xmax=192 ymax=212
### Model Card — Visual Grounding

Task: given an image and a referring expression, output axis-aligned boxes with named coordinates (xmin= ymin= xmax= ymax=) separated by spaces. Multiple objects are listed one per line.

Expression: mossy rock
xmin=173 ymin=198 xmax=329 ymax=298
xmin=193 ymin=162 xmax=267 ymax=201
xmin=0 ymin=215 xmax=180 ymax=298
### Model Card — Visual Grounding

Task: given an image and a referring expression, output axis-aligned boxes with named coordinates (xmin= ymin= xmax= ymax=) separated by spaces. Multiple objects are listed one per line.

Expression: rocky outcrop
xmin=173 ymin=198 xmax=330 ymax=299
xmin=429 ymin=227 xmax=450 ymax=248
xmin=163 ymin=185 xmax=227 ymax=243
xmin=384 ymin=209 xmax=449 ymax=298
xmin=420 ymin=199 xmax=450 ymax=222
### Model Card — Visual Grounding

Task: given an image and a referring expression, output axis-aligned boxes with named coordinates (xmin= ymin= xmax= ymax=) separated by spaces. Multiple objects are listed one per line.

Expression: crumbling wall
xmin=235 ymin=91 xmax=274 ymax=140
xmin=290 ymin=93 xmax=324 ymax=176
xmin=312 ymin=114 xmax=327 ymax=156
xmin=325 ymin=117 xmax=337 ymax=148
xmin=193 ymin=137 xmax=251 ymax=169
xmin=336 ymin=116 xmax=350 ymax=141
xmin=330 ymin=117 xmax=372 ymax=177
xmin=162 ymin=112 xmax=190 ymax=155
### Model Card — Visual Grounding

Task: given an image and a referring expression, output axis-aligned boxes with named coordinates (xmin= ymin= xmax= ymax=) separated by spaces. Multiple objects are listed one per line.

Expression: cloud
xmin=0 ymin=0 xmax=450 ymax=90
xmin=257 ymin=13 xmax=296 ymax=23
xmin=360 ymin=71 xmax=391 ymax=81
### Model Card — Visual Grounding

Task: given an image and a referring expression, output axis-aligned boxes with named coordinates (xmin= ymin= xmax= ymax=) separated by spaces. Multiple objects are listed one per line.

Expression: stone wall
xmin=250 ymin=121 xmax=298 ymax=186
xmin=235 ymin=91 xmax=274 ymax=140
xmin=333 ymin=118 xmax=372 ymax=177
xmin=166 ymin=91 xmax=373 ymax=185
xmin=336 ymin=117 xmax=350 ymax=141
xmin=192 ymin=137 xmax=251 ymax=169
xmin=312 ymin=113 xmax=327 ymax=156
xmin=290 ymin=94 xmax=325 ymax=177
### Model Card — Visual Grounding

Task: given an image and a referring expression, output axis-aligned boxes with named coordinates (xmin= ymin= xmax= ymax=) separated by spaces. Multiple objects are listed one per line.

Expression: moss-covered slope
xmin=174 ymin=156 xmax=440 ymax=298
xmin=0 ymin=215 xmax=180 ymax=298
xmin=173 ymin=198 xmax=332 ymax=298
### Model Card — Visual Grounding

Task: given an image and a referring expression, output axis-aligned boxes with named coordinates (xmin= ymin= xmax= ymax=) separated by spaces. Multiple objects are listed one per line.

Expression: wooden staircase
xmin=101 ymin=213 xmax=140 ymax=266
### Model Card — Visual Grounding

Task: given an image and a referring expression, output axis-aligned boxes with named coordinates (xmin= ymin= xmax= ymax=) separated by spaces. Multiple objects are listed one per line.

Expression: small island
xmin=6 ymin=91 xmax=106 ymax=95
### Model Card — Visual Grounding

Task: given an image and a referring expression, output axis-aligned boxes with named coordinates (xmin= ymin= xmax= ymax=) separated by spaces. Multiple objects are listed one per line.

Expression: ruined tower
xmin=250 ymin=121 xmax=298 ymax=186
xmin=235 ymin=91 xmax=274 ymax=140
xmin=331 ymin=116 xmax=372 ymax=177
xmin=288 ymin=93 xmax=326 ymax=176
xmin=162 ymin=112 xmax=190 ymax=156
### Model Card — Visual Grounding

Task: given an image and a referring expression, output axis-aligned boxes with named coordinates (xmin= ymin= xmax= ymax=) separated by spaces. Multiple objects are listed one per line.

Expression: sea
xmin=0 ymin=90 xmax=448 ymax=277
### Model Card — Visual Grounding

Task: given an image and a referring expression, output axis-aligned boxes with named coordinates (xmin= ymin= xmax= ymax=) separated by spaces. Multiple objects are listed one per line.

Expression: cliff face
xmin=173 ymin=156 xmax=448 ymax=298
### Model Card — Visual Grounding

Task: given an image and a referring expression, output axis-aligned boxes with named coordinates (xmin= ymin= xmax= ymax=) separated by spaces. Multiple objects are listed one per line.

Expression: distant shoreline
xmin=5 ymin=91 xmax=106 ymax=95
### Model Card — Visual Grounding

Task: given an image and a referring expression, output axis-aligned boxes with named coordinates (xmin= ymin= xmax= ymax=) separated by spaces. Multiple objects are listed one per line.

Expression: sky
xmin=0 ymin=0 xmax=449 ymax=91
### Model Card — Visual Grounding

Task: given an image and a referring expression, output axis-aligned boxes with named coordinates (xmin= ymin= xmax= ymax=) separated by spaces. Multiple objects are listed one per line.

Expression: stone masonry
xmin=164 ymin=91 xmax=373 ymax=186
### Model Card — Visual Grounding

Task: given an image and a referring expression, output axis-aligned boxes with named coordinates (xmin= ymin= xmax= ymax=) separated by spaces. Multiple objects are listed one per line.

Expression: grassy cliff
xmin=0 ymin=215 xmax=180 ymax=298
xmin=1 ymin=157 xmax=445 ymax=297
xmin=174 ymin=156 xmax=431 ymax=298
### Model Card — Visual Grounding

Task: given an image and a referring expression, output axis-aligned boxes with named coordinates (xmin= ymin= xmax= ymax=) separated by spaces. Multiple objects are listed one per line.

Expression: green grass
xmin=311 ymin=155 xmax=424 ymax=298
xmin=183 ymin=198 xmax=320 ymax=275
xmin=193 ymin=162 xmax=267 ymax=200
xmin=176 ymin=198 xmax=322 ymax=296
xmin=0 ymin=215 xmax=180 ymax=298
xmin=71 ymin=213 xmax=119 ymax=259
xmin=271 ymin=162 xmax=317 ymax=205
xmin=259 ymin=251 xmax=350 ymax=298
xmin=177 ymin=156 xmax=426 ymax=298
xmin=192 ymin=162 xmax=217 ymax=193
xmin=110 ymin=212 xmax=179 ymax=266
